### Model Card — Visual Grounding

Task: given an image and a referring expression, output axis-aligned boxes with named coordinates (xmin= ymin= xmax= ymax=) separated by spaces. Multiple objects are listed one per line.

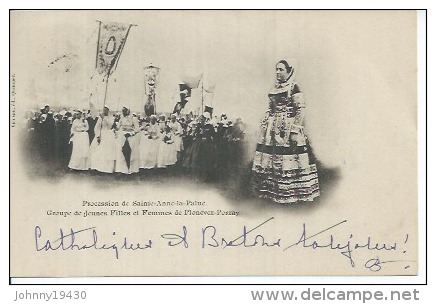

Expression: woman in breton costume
xmin=156 ymin=114 xmax=177 ymax=168
xmin=192 ymin=112 xmax=216 ymax=180
xmin=168 ymin=114 xmax=184 ymax=160
xmin=139 ymin=115 xmax=160 ymax=169
xmin=89 ymin=106 xmax=116 ymax=173
xmin=157 ymin=124 xmax=177 ymax=168
xmin=181 ymin=120 xmax=198 ymax=170
xmin=252 ymin=59 xmax=320 ymax=203
xmin=68 ymin=110 xmax=90 ymax=171
xmin=114 ymin=106 xmax=140 ymax=174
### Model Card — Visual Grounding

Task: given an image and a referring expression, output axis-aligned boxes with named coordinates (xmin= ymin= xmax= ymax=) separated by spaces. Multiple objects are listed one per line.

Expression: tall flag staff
xmin=200 ymin=74 xmax=204 ymax=115
xmin=203 ymin=84 xmax=216 ymax=116
xmin=94 ymin=20 xmax=136 ymax=108
xmin=173 ymin=73 xmax=202 ymax=116
xmin=143 ymin=63 xmax=160 ymax=116
xmin=95 ymin=20 xmax=102 ymax=71
xmin=94 ymin=20 xmax=135 ymax=144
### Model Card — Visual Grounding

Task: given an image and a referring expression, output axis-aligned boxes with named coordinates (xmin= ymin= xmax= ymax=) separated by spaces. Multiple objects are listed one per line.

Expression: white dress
xmin=157 ymin=131 xmax=177 ymax=168
xmin=90 ymin=116 xmax=116 ymax=173
xmin=168 ymin=121 xmax=184 ymax=153
xmin=139 ymin=123 xmax=160 ymax=169
xmin=115 ymin=115 xmax=140 ymax=174
xmin=68 ymin=119 xmax=90 ymax=170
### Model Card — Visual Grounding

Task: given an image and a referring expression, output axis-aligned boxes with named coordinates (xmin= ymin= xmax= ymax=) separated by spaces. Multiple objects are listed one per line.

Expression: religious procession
xmin=20 ymin=21 xmax=247 ymax=182
xmin=22 ymin=103 xmax=246 ymax=181
xmin=20 ymin=20 xmax=321 ymax=204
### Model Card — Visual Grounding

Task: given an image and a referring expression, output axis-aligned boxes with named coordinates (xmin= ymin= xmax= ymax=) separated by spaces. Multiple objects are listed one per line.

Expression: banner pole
xmin=95 ymin=21 xmax=102 ymax=69
xmin=103 ymin=71 xmax=110 ymax=108
xmin=201 ymin=75 xmax=204 ymax=115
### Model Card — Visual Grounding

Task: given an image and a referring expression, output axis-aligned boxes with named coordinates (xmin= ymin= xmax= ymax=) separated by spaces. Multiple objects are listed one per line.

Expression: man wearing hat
xmin=114 ymin=106 xmax=140 ymax=174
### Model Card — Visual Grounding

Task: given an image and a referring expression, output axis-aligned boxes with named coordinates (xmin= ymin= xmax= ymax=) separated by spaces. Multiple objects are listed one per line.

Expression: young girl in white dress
xmin=68 ymin=111 xmax=90 ymax=171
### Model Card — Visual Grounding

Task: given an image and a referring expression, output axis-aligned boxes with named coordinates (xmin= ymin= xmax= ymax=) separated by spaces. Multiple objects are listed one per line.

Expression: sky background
xmin=11 ymin=10 xmax=417 ymax=169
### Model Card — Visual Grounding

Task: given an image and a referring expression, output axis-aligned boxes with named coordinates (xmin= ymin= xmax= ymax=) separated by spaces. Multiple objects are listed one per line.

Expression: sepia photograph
xmin=10 ymin=10 xmax=420 ymax=278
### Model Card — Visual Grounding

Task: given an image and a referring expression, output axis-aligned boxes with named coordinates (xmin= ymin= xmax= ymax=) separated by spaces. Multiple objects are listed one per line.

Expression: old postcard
xmin=10 ymin=10 xmax=419 ymax=278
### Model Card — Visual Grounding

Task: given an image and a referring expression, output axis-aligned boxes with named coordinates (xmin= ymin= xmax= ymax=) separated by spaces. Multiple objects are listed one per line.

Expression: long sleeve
xmin=71 ymin=120 xmax=80 ymax=133
xmin=133 ymin=117 xmax=140 ymax=133
xmin=103 ymin=116 xmax=114 ymax=129
xmin=70 ymin=120 xmax=76 ymax=135
xmin=93 ymin=117 xmax=102 ymax=135
xmin=118 ymin=115 xmax=138 ymax=133
xmin=83 ymin=120 xmax=89 ymax=132
xmin=71 ymin=119 xmax=88 ymax=133
xmin=290 ymin=92 xmax=305 ymax=133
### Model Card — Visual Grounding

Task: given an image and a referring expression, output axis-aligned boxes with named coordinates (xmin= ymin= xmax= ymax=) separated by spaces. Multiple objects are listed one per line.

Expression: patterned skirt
xmin=251 ymin=113 xmax=320 ymax=204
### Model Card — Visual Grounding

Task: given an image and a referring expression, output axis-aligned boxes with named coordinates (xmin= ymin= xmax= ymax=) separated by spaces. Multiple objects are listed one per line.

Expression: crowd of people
xmin=22 ymin=104 xmax=247 ymax=182
xmin=21 ymin=59 xmax=322 ymax=204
